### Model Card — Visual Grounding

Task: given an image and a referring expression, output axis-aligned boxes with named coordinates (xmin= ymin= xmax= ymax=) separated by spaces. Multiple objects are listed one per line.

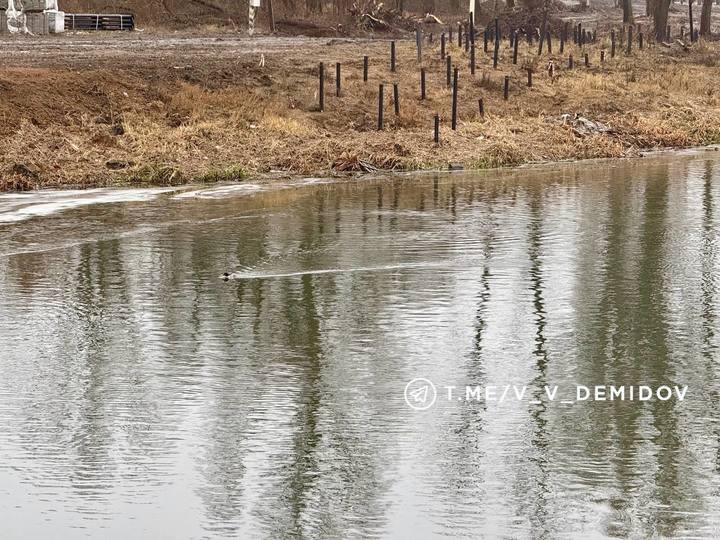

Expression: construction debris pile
xmin=349 ymin=0 xmax=442 ymax=32
xmin=0 ymin=0 xmax=64 ymax=34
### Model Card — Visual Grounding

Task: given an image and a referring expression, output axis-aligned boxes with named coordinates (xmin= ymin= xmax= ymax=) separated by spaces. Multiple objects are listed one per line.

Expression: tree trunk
xmin=689 ymin=0 xmax=695 ymax=41
xmin=700 ymin=0 xmax=712 ymax=36
xmin=623 ymin=0 xmax=634 ymax=23
xmin=654 ymin=0 xmax=671 ymax=40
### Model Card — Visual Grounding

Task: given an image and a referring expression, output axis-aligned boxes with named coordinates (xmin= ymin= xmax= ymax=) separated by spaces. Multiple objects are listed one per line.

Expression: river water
xmin=0 ymin=153 xmax=719 ymax=539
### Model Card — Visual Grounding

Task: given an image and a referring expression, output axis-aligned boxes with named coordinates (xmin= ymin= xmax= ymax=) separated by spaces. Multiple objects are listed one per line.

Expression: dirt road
xmin=0 ymin=34 xmax=369 ymax=66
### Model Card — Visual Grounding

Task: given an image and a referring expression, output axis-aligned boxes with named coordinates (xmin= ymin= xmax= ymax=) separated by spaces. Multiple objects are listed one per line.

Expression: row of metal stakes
xmin=317 ymin=16 xmax=653 ymax=143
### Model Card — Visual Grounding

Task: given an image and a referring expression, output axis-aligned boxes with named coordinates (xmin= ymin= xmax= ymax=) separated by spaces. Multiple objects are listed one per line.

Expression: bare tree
xmin=700 ymin=0 xmax=713 ymax=36
xmin=654 ymin=0 xmax=671 ymax=40
xmin=623 ymin=0 xmax=634 ymax=24
xmin=423 ymin=0 xmax=436 ymax=14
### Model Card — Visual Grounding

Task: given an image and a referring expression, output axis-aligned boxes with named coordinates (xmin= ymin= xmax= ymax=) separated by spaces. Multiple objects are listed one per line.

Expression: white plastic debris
xmin=561 ymin=113 xmax=612 ymax=136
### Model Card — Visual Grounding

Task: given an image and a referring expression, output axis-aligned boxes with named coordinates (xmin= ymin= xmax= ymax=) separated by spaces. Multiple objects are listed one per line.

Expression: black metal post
xmin=470 ymin=41 xmax=476 ymax=74
xmin=377 ymin=84 xmax=384 ymax=130
xmin=451 ymin=68 xmax=458 ymax=130
xmin=336 ymin=62 xmax=341 ymax=97
xmin=319 ymin=62 xmax=324 ymax=111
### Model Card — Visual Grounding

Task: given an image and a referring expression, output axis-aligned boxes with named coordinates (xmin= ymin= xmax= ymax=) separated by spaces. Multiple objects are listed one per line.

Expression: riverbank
xmin=1 ymin=32 xmax=719 ymax=191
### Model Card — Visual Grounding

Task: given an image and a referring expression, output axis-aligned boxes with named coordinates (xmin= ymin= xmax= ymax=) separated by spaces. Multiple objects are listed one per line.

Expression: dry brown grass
xmin=1 ymin=36 xmax=720 ymax=190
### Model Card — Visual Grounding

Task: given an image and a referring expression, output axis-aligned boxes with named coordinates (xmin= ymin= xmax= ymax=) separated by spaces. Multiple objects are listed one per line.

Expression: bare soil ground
xmin=0 ymin=24 xmax=719 ymax=190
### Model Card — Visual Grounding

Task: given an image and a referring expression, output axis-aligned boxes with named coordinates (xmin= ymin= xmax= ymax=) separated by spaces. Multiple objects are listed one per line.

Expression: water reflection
xmin=0 ymin=154 xmax=719 ymax=538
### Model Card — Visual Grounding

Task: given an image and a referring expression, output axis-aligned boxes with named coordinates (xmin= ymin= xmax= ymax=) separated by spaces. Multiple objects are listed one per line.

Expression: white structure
xmin=46 ymin=8 xmax=64 ymax=33
xmin=248 ymin=0 xmax=260 ymax=36
xmin=248 ymin=0 xmax=260 ymax=35
xmin=44 ymin=0 xmax=64 ymax=33
xmin=6 ymin=0 xmax=27 ymax=33
xmin=4 ymin=0 xmax=64 ymax=33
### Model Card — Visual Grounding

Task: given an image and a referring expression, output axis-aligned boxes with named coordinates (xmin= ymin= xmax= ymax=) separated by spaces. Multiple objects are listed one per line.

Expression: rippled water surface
xmin=1 ymin=154 xmax=720 ymax=539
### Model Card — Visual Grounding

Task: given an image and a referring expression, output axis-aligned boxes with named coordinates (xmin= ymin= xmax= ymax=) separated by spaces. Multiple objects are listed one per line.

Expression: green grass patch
xmin=195 ymin=165 xmax=247 ymax=183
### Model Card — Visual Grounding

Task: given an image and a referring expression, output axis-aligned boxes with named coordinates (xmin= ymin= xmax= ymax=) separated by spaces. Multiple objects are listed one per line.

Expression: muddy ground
xmin=0 ymin=11 xmax=719 ymax=189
